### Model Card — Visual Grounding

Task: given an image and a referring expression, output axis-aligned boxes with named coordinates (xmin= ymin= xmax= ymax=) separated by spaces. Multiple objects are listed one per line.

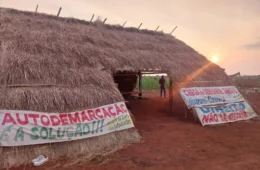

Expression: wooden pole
xmin=103 ymin=18 xmax=107 ymax=24
xmin=35 ymin=4 xmax=38 ymax=13
xmin=169 ymin=79 xmax=174 ymax=114
xmin=138 ymin=71 xmax=142 ymax=98
xmin=138 ymin=23 xmax=142 ymax=29
xmin=155 ymin=25 xmax=160 ymax=31
xmin=57 ymin=7 xmax=62 ymax=17
xmin=170 ymin=26 xmax=178 ymax=35
xmin=122 ymin=21 xmax=127 ymax=27
xmin=90 ymin=14 xmax=95 ymax=22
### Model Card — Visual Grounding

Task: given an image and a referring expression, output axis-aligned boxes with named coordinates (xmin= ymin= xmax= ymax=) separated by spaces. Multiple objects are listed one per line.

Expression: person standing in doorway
xmin=159 ymin=75 xmax=166 ymax=98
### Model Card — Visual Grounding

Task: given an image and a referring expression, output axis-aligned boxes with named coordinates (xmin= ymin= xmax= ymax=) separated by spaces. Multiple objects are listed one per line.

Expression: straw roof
xmin=228 ymin=72 xmax=241 ymax=80
xmin=0 ymin=7 xmax=229 ymax=112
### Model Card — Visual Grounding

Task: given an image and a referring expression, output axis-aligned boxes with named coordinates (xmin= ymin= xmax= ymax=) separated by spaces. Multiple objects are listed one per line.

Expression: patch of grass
xmin=137 ymin=76 xmax=170 ymax=90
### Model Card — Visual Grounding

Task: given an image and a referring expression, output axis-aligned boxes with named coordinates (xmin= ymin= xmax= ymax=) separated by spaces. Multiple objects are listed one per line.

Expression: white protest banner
xmin=180 ymin=86 xmax=245 ymax=108
xmin=0 ymin=102 xmax=134 ymax=146
xmin=194 ymin=101 xmax=257 ymax=126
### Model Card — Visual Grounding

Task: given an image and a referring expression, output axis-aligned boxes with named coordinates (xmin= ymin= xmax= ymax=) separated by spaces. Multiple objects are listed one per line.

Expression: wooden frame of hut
xmin=0 ymin=8 xmax=231 ymax=168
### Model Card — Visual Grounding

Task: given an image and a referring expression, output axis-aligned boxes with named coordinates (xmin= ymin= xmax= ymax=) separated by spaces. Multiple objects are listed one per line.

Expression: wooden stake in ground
xmin=122 ymin=21 xmax=127 ymax=27
xmin=170 ymin=26 xmax=178 ymax=35
xmin=155 ymin=26 xmax=160 ymax=31
xmin=138 ymin=71 xmax=142 ymax=98
xmin=90 ymin=14 xmax=95 ymax=22
xmin=35 ymin=4 xmax=38 ymax=13
xmin=57 ymin=7 xmax=62 ymax=17
xmin=138 ymin=23 xmax=143 ymax=29
xmin=169 ymin=79 xmax=174 ymax=114
xmin=103 ymin=18 xmax=107 ymax=24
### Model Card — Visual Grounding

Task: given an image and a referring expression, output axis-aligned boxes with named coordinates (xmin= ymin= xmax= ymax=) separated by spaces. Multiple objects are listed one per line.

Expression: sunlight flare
xmin=211 ymin=55 xmax=219 ymax=63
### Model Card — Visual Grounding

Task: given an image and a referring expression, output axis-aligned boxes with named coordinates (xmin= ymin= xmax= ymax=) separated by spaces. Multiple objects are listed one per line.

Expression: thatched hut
xmin=0 ymin=7 xmax=230 ymax=168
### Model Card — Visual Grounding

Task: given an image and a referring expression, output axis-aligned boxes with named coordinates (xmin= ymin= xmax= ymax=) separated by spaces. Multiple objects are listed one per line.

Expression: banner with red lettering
xmin=0 ymin=102 xmax=134 ymax=146
xmin=194 ymin=101 xmax=257 ymax=126
xmin=180 ymin=86 xmax=245 ymax=108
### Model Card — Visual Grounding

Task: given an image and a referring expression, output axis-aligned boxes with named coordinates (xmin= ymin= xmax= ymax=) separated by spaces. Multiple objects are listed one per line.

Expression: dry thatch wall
xmin=0 ymin=129 xmax=140 ymax=169
xmin=0 ymin=7 xmax=230 ymax=168
xmin=0 ymin=8 xmax=228 ymax=83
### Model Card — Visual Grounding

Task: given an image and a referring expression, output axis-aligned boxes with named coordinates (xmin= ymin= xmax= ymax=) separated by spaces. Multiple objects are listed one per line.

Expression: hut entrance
xmin=113 ymin=71 xmax=168 ymax=99
xmin=113 ymin=71 xmax=140 ymax=99
xmin=113 ymin=71 xmax=174 ymax=114
xmin=113 ymin=71 xmax=172 ymax=99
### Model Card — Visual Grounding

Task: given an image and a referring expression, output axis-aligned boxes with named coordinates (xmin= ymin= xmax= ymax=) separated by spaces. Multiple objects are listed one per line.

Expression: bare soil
xmin=10 ymin=92 xmax=260 ymax=170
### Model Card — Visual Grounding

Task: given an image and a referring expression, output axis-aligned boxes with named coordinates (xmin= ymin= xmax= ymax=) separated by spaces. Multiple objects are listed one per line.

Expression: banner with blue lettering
xmin=194 ymin=101 xmax=257 ymax=126
xmin=180 ymin=86 xmax=245 ymax=108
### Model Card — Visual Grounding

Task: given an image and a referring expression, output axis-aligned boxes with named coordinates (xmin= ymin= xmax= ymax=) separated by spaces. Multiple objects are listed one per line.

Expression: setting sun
xmin=211 ymin=55 xmax=219 ymax=63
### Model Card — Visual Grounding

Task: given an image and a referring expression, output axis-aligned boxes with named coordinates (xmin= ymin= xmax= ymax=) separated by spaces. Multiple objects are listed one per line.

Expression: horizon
xmin=1 ymin=0 xmax=259 ymax=75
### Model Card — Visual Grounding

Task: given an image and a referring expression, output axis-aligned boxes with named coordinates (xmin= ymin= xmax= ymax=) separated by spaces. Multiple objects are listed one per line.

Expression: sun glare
xmin=211 ymin=55 xmax=219 ymax=63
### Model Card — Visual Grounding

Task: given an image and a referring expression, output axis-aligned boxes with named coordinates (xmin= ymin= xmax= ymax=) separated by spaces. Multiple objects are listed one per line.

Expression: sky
xmin=1 ymin=0 xmax=260 ymax=75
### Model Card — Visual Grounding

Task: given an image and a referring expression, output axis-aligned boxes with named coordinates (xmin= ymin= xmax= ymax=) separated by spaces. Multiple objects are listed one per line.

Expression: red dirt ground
xmin=10 ymin=92 xmax=260 ymax=170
